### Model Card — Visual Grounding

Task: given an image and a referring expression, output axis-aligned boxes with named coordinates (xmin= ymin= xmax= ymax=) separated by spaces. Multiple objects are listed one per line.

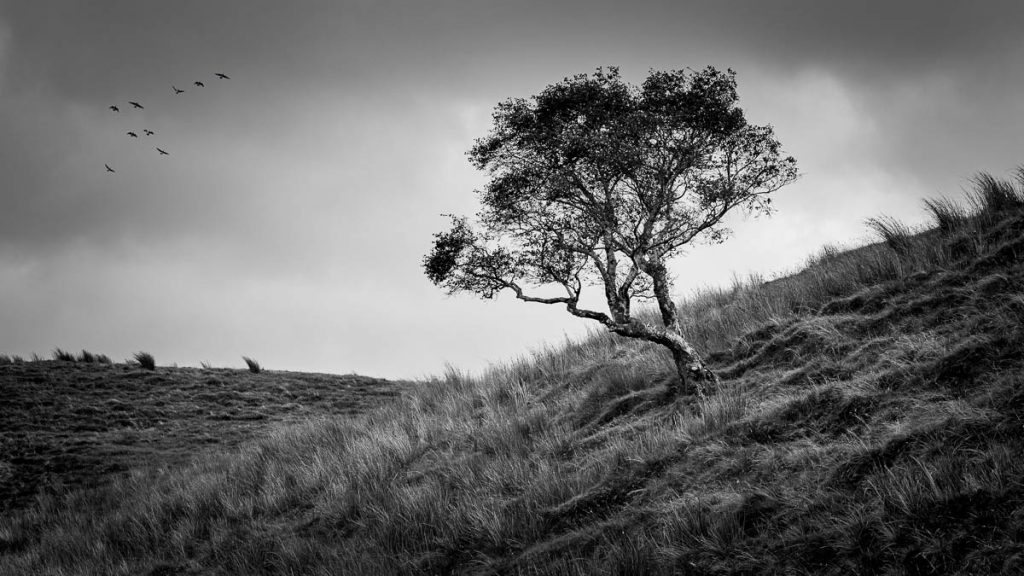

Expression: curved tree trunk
xmin=642 ymin=259 xmax=717 ymax=396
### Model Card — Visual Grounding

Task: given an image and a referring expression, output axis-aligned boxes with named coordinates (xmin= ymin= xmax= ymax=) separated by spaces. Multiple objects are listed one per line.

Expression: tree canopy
xmin=425 ymin=66 xmax=798 ymax=394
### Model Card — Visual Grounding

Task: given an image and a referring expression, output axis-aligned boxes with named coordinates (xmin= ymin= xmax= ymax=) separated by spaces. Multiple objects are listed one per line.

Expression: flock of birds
xmin=104 ymin=72 xmax=231 ymax=173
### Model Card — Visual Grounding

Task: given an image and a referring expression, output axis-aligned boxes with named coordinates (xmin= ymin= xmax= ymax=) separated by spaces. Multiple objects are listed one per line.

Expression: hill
xmin=0 ymin=361 xmax=401 ymax=513
xmin=2 ymin=169 xmax=1023 ymax=575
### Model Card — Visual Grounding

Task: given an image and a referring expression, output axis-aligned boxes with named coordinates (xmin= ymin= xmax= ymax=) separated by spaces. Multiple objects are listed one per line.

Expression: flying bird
xmin=156 ymin=147 xmax=169 ymax=155
xmin=173 ymin=85 xmax=185 ymax=94
xmin=105 ymin=164 xmax=115 ymax=173
xmin=129 ymin=101 xmax=144 ymax=109
xmin=214 ymin=73 xmax=230 ymax=79
xmin=194 ymin=81 xmax=205 ymax=87
xmin=144 ymin=129 xmax=154 ymax=136
xmin=127 ymin=131 xmax=138 ymax=138
xmin=109 ymin=105 xmax=119 ymax=112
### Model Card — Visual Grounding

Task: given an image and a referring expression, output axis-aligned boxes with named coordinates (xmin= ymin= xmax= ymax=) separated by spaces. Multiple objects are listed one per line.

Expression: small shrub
xmin=242 ymin=356 xmax=262 ymax=374
xmin=53 ymin=348 xmax=76 ymax=362
xmin=77 ymin=350 xmax=96 ymax=363
xmin=133 ymin=351 xmax=156 ymax=371
xmin=866 ymin=215 xmax=914 ymax=255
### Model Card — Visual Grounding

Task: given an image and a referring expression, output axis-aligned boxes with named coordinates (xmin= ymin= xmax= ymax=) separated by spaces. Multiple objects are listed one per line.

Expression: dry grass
xmin=2 ymin=168 xmax=1024 ymax=575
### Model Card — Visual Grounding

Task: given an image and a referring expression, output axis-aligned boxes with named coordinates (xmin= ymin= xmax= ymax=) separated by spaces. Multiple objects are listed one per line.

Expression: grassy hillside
xmin=2 ymin=169 xmax=1024 ymax=575
xmin=0 ymin=361 xmax=401 ymax=513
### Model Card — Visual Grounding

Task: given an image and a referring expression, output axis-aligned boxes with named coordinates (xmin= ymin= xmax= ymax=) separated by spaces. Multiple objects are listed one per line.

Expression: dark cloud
xmin=0 ymin=1 xmax=1021 ymax=376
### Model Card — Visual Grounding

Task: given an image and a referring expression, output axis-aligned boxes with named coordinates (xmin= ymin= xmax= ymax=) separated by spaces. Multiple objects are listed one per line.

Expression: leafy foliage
xmin=426 ymin=66 xmax=797 ymax=386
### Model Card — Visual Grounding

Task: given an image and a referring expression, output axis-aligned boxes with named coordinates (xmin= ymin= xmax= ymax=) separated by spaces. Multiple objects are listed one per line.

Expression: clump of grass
xmin=30 ymin=353 xmax=42 ymax=362
xmin=866 ymin=215 xmax=914 ymax=255
xmin=77 ymin=350 xmax=96 ymax=363
xmin=96 ymin=354 xmax=113 ymax=364
xmin=52 ymin=348 xmax=76 ymax=362
xmin=922 ymin=196 xmax=969 ymax=235
xmin=201 ymin=361 xmax=213 ymax=370
xmin=133 ymin=351 xmax=156 ymax=371
xmin=0 ymin=354 xmax=10 ymax=364
xmin=969 ymin=171 xmax=1024 ymax=215
xmin=242 ymin=356 xmax=262 ymax=374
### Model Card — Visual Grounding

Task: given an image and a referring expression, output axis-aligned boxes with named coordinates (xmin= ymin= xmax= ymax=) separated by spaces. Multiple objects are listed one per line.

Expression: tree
xmin=424 ymin=66 xmax=798 ymax=396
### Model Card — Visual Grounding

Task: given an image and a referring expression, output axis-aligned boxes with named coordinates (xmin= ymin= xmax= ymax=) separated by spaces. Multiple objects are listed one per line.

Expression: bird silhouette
xmin=109 ymin=105 xmax=119 ymax=112
xmin=156 ymin=148 xmax=169 ymax=155
xmin=129 ymin=101 xmax=144 ymax=109
xmin=144 ymin=129 xmax=154 ymax=136
xmin=105 ymin=164 xmax=115 ymax=173
xmin=173 ymin=86 xmax=185 ymax=94
xmin=194 ymin=81 xmax=205 ymax=87
xmin=127 ymin=131 xmax=138 ymax=138
xmin=215 ymin=73 xmax=230 ymax=79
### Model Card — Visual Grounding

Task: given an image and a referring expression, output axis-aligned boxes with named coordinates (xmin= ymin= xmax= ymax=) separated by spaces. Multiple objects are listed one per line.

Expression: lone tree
xmin=424 ymin=66 xmax=798 ymax=395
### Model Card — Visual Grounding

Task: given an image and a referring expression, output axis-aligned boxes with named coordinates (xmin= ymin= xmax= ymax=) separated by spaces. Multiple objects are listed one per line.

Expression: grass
xmin=2 ymin=168 xmax=1024 ymax=575
xmin=242 ymin=356 xmax=262 ymax=373
xmin=52 ymin=348 xmax=76 ymax=362
xmin=0 ymin=363 xmax=402 ymax=513
xmin=132 ymin=351 xmax=156 ymax=371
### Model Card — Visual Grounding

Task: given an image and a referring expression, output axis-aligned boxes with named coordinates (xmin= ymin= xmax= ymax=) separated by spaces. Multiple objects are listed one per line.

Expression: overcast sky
xmin=1 ymin=1 xmax=1022 ymax=378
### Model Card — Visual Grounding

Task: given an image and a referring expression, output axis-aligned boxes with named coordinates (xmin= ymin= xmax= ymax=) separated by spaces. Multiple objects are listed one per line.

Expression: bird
xmin=194 ymin=81 xmax=205 ymax=87
xmin=109 ymin=105 xmax=119 ymax=112
xmin=156 ymin=147 xmax=169 ymax=155
xmin=105 ymin=164 xmax=115 ymax=173
xmin=215 ymin=73 xmax=230 ymax=79
xmin=143 ymin=129 xmax=154 ymax=136
xmin=173 ymin=85 xmax=185 ymax=94
xmin=129 ymin=101 xmax=143 ymax=109
xmin=127 ymin=131 xmax=138 ymax=138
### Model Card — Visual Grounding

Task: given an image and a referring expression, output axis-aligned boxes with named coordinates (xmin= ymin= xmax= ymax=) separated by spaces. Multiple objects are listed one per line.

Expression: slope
xmin=2 ymin=170 xmax=1023 ymax=575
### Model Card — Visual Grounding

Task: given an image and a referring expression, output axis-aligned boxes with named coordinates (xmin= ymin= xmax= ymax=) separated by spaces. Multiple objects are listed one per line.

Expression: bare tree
xmin=424 ymin=66 xmax=798 ymax=395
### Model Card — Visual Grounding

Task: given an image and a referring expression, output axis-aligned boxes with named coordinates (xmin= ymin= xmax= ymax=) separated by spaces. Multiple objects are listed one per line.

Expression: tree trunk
xmin=663 ymin=330 xmax=715 ymax=398
xmin=642 ymin=258 xmax=717 ymax=396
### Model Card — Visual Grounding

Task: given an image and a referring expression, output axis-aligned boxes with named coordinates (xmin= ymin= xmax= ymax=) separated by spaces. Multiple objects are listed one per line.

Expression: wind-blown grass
xmin=52 ymin=348 xmax=76 ymax=362
xmin=242 ymin=356 xmax=262 ymax=373
xmin=2 ymin=168 xmax=1024 ymax=575
xmin=132 ymin=351 xmax=156 ymax=371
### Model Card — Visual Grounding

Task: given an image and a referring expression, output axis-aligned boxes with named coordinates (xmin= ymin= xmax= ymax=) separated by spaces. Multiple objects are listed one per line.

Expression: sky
xmin=1 ymin=1 xmax=1022 ymax=379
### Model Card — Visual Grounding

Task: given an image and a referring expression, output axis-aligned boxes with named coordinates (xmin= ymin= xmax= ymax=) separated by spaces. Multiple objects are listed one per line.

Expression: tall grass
xmin=242 ymin=356 xmax=262 ymax=373
xmin=865 ymin=214 xmax=915 ymax=255
xmin=132 ymin=351 xmax=156 ymax=371
xmin=52 ymin=348 xmax=76 ymax=362
xmin=923 ymin=196 xmax=970 ymax=235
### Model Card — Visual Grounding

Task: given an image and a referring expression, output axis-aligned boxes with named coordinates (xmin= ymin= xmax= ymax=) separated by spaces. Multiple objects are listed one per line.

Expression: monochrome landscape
xmin=2 ymin=1 xmax=1024 ymax=574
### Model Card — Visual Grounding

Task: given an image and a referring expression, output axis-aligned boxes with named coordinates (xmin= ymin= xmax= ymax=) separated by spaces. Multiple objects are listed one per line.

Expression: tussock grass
xmin=132 ymin=351 xmax=156 ymax=371
xmin=3 ymin=167 xmax=1024 ymax=575
xmin=242 ymin=356 xmax=262 ymax=373
xmin=866 ymin=214 xmax=915 ymax=255
xmin=923 ymin=196 xmax=970 ymax=235
xmin=52 ymin=348 xmax=76 ymax=362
